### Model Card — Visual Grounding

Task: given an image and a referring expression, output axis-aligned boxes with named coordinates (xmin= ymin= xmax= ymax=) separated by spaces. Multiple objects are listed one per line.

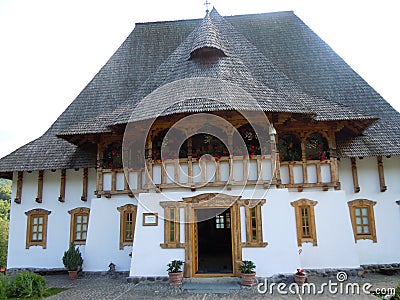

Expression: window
xmin=348 ymin=199 xmax=377 ymax=243
xmin=215 ymin=211 xmax=230 ymax=229
xmin=291 ymin=199 xmax=318 ymax=246
xmin=305 ymin=132 xmax=330 ymax=161
xmin=117 ymin=204 xmax=137 ymax=249
xmin=160 ymin=204 xmax=184 ymax=248
xmin=25 ymin=208 xmax=51 ymax=249
xmin=68 ymin=207 xmax=90 ymax=245
xmin=243 ymin=200 xmax=267 ymax=247
xmin=278 ymin=133 xmax=302 ymax=161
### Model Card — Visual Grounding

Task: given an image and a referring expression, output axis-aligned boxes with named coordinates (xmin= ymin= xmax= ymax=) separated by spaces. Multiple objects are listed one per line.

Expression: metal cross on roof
xmin=204 ymin=0 xmax=211 ymax=13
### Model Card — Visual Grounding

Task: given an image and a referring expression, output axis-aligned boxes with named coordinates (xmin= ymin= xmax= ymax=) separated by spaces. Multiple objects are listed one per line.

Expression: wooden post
xmin=14 ymin=171 xmax=23 ymax=204
xmin=377 ymin=156 xmax=387 ymax=192
xmin=350 ymin=158 xmax=360 ymax=193
xmin=316 ymin=162 xmax=322 ymax=184
xmin=111 ymin=170 xmax=117 ymax=192
xmin=58 ymin=169 xmax=66 ymax=202
xmin=288 ymin=163 xmax=294 ymax=184
xmin=81 ymin=168 xmax=88 ymax=201
xmin=36 ymin=170 xmax=44 ymax=203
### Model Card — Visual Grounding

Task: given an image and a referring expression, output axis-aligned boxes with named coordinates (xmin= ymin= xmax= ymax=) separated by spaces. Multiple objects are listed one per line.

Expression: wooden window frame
xmin=68 ymin=207 xmax=90 ymax=245
xmin=241 ymin=199 xmax=267 ymax=247
xmin=160 ymin=204 xmax=184 ymax=248
xmin=25 ymin=208 xmax=51 ymax=249
xmin=117 ymin=204 xmax=137 ymax=249
xmin=348 ymin=199 xmax=377 ymax=243
xmin=291 ymin=199 xmax=318 ymax=246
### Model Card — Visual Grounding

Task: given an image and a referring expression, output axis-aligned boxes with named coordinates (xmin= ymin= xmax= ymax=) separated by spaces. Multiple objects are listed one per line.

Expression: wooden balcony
xmin=278 ymin=159 xmax=340 ymax=191
xmin=95 ymin=155 xmax=340 ymax=197
xmin=95 ymin=155 xmax=275 ymax=197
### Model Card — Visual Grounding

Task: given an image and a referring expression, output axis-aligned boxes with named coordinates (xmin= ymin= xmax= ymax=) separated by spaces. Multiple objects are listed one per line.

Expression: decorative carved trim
xmin=81 ymin=168 xmax=88 ymax=201
xmin=117 ymin=204 xmax=137 ymax=250
xmin=68 ymin=207 xmax=90 ymax=245
xmin=14 ymin=171 xmax=23 ymax=204
xmin=36 ymin=170 xmax=44 ymax=203
xmin=377 ymin=156 xmax=387 ymax=192
xmin=348 ymin=199 xmax=377 ymax=243
xmin=25 ymin=208 xmax=51 ymax=249
xmin=351 ymin=158 xmax=360 ymax=193
xmin=291 ymin=199 xmax=318 ymax=247
xmin=58 ymin=169 xmax=66 ymax=202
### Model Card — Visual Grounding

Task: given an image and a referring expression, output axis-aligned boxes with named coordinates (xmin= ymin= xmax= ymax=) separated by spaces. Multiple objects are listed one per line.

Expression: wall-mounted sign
xmin=143 ymin=213 xmax=158 ymax=226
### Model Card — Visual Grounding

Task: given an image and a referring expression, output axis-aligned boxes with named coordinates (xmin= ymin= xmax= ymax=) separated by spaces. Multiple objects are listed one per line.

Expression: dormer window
xmin=189 ymin=46 xmax=226 ymax=64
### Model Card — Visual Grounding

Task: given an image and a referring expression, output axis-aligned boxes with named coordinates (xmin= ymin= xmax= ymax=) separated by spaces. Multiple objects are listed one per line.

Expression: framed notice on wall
xmin=142 ymin=213 xmax=158 ymax=226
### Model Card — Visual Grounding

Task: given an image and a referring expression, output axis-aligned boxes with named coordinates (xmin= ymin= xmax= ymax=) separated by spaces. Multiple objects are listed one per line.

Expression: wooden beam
xmin=81 ymin=168 xmax=88 ymax=201
xmin=351 ymin=158 xmax=360 ymax=193
xmin=36 ymin=170 xmax=44 ymax=203
xmin=377 ymin=156 xmax=387 ymax=192
xmin=14 ymin=171 xmax=23 ymax=204
xmin=58 ymin=169 xmax=66 ymax=202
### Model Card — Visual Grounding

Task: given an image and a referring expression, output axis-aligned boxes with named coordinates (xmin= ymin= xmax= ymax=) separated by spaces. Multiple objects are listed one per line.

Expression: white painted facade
xmin=7 ymin=156 xmax=400 ymax=277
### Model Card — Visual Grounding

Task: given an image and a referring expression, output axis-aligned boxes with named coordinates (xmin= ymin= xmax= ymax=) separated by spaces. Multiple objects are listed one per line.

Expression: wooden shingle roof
xmin=0 ymin=9 xmax=399 ymax=174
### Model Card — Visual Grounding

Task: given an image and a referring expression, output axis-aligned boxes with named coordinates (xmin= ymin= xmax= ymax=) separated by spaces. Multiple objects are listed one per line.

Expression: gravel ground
xmin=44 ymin=273 xmax=400 ymax=300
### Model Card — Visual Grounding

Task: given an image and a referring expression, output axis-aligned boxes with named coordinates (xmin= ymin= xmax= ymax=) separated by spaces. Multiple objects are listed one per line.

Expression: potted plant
xmin=239 ymin=260 xmax=256 ymax=286
xmin=166 ymin=260 xmax=184 ymax=286
xmin=62 ymin=243 xmax=83 ymax=280
xmin=293 ymin=268 xmax=307 ymax=286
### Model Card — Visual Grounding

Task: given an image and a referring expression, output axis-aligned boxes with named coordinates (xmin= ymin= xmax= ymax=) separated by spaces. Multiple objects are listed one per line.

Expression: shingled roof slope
xmin=1 ymin=10 xmax=399 ymax=173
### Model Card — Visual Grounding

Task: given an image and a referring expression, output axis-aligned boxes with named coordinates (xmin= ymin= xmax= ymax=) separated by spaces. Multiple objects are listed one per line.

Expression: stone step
xmin=182 ymin=277 xmax=241 ymax=294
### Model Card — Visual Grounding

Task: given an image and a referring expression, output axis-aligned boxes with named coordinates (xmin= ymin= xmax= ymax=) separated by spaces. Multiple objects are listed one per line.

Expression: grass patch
xmin=6 ymin=287 xmax=67 ymax=299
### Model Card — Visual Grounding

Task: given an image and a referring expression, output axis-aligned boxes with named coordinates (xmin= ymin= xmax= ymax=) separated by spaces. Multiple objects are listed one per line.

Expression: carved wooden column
xmin=96 ymin=143 xmax=103 ymax=197
xmin=58 ymin=169 xmax=66 ymax=202
xmin=377 ymin=156 xmax=387 ymax=192
xmin=14 ymin=171 xmax=23 ymax=204
xmin=35 ymin=170 xmax=44 ymax=203
xmin=327 ymin=130 xmax=339 ymax=189
xmin=81 ymin=168 xmax=88 ymax=201
xmin=350 ymin=158 xmax=360 ymax=193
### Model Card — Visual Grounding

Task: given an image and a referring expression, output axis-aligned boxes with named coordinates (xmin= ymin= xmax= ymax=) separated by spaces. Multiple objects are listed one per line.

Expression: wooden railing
xmin=96 ymin=155 xmax=275 ymax=197
xmin=278 ymin=159 xmax=339 ymax=191
xmin=95 ymin=156 xmax=340 ymax=197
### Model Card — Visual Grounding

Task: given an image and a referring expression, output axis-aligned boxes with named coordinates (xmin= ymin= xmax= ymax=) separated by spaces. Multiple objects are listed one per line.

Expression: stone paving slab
xmin=44 ymin=273 xmax=400 ymax=299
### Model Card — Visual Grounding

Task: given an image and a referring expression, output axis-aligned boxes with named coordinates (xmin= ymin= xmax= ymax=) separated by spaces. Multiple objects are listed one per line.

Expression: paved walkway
xmin=44 ymin=273 xmax=399 ymax=299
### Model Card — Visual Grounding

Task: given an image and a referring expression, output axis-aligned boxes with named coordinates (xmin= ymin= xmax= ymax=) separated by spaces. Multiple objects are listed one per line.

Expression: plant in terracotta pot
xmin=166 ymin=260 xmax=184 ymax=286
xmin=62 ymin=243 xmax=83 ymax=280
xmin=239 ymin=260 xmax=256 ymax=286
xmin=293 ymin=268 xmax=307 ymax=286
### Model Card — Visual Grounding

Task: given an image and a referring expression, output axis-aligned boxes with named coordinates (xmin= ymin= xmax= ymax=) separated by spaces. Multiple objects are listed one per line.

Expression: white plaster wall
xmin=339 ymin=156 xmax=400 ymax=265
xmin=84 ymin=195 xmax=137 ymax=272
xmin=7 ymin=169 xmax=96 ymax=270
xmin=288 ymin=191 xmax=360 ymax=270
xmin=242 ymin=188 xmax=301 ymax=277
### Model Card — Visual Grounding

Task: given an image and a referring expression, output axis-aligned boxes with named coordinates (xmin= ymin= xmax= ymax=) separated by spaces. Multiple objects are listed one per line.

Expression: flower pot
xmin=168 ymin=272 xmax=183 ymax=286
xmin=68 ymin=270 xmax=78 ymax=280
xmin=293 ymin=274 xmax=307 ymax=286
xmin=241 ymin=273 xmax=256 ymax=286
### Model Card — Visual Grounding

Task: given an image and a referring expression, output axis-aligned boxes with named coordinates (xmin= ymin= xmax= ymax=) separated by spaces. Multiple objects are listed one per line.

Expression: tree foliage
xmin=0 ymin=179 xmax=11 ymax=201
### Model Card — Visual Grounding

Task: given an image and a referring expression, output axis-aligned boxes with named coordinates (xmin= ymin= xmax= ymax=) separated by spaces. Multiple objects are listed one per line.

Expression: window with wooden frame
xmin=25 ymin=208 xmax=51 ymax=249
xmin=117 ymin=204 xmax=137 ymax=249
xmin=160 ymin=204 xmax=184 ymax=248
xmin=348 ymin=199 xmax=377 ymax=243
xmin=243 ymin=200 xmax=267 ymax=247
xmin=68 ymin=207 xmax=90 ymax=245
xmin=291 ymin=199 xmax=318 ymax=246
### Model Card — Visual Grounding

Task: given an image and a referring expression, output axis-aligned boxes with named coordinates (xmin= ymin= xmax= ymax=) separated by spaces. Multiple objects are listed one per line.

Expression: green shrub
xmin=394 ymin=280 xmax=400 ymax=300
xmin=62 ymin=243 xmax=83 ymax=271
xmin=8 ymin=271 xmax=45 ymax=298
xmin=0 ymin=273 xmax=9 ymax=299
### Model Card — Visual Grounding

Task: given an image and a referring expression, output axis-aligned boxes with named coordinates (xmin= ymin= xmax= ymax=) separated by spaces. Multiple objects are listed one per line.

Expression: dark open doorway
xmin=196 ymin=208 xmax=233 ymax=274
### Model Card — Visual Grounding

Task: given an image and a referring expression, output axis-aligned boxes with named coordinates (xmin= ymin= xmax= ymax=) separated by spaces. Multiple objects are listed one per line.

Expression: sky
xmin=0 ymin=0 xmax=399 ymax=159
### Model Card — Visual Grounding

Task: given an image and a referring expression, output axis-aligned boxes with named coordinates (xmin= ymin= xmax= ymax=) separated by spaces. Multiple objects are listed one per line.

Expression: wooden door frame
xmin=183 ymin=193 xmax=242 ymax=278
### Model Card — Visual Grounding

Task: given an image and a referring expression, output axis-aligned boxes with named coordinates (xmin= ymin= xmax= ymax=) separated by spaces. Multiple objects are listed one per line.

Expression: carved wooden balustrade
xmin=95 ymin=154 xmax=276 ymax=197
